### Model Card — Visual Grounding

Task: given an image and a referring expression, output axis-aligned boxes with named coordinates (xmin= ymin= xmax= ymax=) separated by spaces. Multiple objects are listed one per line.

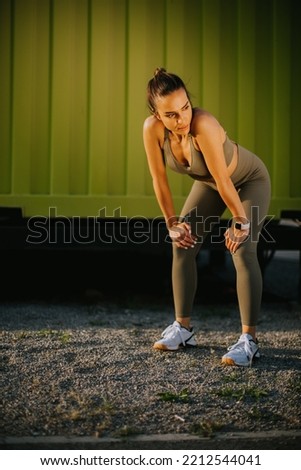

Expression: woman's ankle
xmin=242 ymin=325 xmax=256 ymax=339
xmin=176 ymin=317 xmax=191 ymax=329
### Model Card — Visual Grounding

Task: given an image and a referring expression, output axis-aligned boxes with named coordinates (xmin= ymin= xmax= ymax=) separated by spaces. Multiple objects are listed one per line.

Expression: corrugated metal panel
xmin=0 ymin=0 xmax=300 ymax=217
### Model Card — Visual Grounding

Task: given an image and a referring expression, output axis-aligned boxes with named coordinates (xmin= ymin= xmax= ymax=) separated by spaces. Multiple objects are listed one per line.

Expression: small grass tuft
xmin=215 ymin=385 xmax=268 ymax=401
xmin=37 ymin=328 xmax=71 ymax=344
xmin=157 ymin=388 xmax=190 ymax=403
xmin=190 ymin=419 xmax=223 ymax=438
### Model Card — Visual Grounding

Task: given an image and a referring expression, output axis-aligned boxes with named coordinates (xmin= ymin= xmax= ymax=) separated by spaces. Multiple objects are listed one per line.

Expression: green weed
xmin=215 ymin=385 xmax=268 ymax=401
xmin=157 ymin=388 xmax=190 ymax=403
xmin=37 ymin=328 xmax=71 ymax=344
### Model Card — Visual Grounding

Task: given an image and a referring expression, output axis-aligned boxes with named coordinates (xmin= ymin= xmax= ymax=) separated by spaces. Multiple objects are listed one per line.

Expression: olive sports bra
xmin=163 ymin=127 xmax=235 ymax=181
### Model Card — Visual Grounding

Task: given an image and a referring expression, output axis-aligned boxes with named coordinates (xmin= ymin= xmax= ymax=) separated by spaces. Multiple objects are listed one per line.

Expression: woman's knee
xmin=172 ymin=244 xmax=199 ymax=264
xmin=232 ymin=243 xmax=259 ymax=269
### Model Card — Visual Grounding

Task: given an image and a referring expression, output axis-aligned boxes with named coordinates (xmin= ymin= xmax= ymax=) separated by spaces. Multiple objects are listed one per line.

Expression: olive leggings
xmin=172 ymin=145 xmax=271 ymax=327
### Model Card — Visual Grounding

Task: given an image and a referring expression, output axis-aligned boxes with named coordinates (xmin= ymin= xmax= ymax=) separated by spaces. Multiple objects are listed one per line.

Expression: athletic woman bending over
xmin=143 ymin=68 xmax=271 ymax=366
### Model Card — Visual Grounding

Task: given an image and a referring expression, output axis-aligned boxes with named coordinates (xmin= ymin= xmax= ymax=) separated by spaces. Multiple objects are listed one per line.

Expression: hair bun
xmin=154 ymin=67 xmax=166 ymax=77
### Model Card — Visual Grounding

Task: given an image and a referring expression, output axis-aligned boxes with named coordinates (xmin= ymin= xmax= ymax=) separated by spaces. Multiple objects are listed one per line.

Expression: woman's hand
xmin=169 ymin=222 xmax=197 ymax=249
xmin=224 ymin=226 xmax=250 ymax=254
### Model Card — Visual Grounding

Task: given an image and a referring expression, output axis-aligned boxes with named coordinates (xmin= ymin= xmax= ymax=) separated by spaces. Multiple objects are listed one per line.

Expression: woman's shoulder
xmin=192 ymin=108 xmax=220 ymax=125
xmin=144 ymin=115 xmax=162 ymax=130
xmin=143 ymin=115 xmax=165 ymax=142
xmin=191 ymin=107 xmax=224 ymax=140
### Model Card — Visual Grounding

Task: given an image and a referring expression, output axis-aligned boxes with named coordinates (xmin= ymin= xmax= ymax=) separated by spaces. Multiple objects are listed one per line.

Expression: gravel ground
xmin=0 ymin=251 xmax=300 ymax=447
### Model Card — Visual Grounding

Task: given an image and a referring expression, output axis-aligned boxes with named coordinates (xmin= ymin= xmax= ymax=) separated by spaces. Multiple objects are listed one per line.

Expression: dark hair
xmin=147 ymin=67 xmax=191 ymax=114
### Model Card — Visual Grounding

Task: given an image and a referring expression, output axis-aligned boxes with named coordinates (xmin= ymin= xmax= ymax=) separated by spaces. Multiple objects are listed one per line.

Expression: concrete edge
xmin=1 ymin=430 xmax=301 ymax=450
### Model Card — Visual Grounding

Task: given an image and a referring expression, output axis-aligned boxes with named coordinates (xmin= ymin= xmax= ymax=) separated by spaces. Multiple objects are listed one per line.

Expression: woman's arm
xmin=193 ymin=112 xmax=246 ymax=219
xmin=193 ymin=112 xmax=250 ymax=252
xmin=143 ymin=116 xmax=195 ymax=248
xmin=143 ymin=116 xmax=177 ymax=228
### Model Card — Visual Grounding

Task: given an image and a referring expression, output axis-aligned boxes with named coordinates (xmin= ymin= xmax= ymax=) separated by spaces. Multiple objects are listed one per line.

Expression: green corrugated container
xmin=0 ymin=0 xmax=300 ymax=219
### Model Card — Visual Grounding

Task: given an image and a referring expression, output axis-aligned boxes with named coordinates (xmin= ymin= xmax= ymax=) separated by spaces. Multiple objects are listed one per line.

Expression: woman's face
xmin=155 ymin=88 xmax=192 ymax=135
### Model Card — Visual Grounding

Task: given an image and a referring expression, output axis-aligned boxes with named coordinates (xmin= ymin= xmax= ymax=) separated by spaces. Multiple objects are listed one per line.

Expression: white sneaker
xmin=221 ymin=333 xmax=260 ymax=366
xmin=153 ymin=321 xmax=197 ymax=351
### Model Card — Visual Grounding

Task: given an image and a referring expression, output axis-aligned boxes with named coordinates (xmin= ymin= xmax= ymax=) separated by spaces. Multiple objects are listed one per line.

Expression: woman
xmin=143 ymin=68 xmax=271 ymax=366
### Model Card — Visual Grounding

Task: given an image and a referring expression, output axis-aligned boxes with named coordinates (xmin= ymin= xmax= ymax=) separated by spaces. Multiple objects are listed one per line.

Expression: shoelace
xmin=161 ymin=322 xmax=187 ymax=346
xmin=228 ymin=335 xmax=257 ymax=361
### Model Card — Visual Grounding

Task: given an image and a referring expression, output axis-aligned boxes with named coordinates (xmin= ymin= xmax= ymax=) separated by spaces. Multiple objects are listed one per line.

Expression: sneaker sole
xmin=221 ymin=357 xmax=237 ymax=366
xmin=221 ymin=354 xmax=260 ymax=367
xmin=153 ymin=343 xmax=177 ymax=351
xmin=153 ymin=342 xmax=197 ymax=351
